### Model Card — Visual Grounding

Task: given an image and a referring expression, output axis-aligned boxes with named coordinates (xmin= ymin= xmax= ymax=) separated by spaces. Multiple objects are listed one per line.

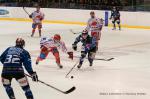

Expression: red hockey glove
xmin=67 ymin=51 xmax=73 ymax=60
xmin=40 ymin=17 xmax=43 ymax=21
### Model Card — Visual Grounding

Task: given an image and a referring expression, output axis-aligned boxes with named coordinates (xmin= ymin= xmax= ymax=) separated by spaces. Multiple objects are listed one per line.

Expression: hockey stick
xmin=25 ymin=74 xmax=76 ymax=94
xmin=94 ymin=57 xmax=114 ymax=61
xmin=65 ymin=61 xmax=79 ymax=78
xmin=74 ymin=56 xmax=114 ymax=61
xmin=23 ymin=6 xmax=30 ymax=16
xmin=70 ymin=29 xmax=81 ymax=34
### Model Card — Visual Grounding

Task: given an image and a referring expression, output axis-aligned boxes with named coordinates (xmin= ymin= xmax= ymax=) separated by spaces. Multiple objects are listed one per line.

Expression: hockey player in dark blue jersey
xmin=72 ymin=30 xmax=97 ymax=69
xmin=0 ymin=38 xmax=38 ymax=99
xmin=110 ymin=6 xmax=121 ymax=30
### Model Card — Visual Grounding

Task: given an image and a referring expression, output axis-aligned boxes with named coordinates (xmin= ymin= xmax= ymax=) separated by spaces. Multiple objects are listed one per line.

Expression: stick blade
xmin=107 ymin=58 xmax=114 ymax=61
xmin=64 ymin=86 xmax=76 ymax=94
xmin=96 ymin=57 xmax=114 ymax=61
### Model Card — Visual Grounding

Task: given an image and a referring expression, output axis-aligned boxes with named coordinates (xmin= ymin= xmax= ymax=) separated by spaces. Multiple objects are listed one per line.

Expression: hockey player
xmin=0 ymin=38 xmax=38 ymax=99
xmin=36 ymin=34 xmax=73 ymax=68
xmin=86 ymin=11 xmax=103 ymax=51
xmin=72 ymin=30 xmax=97 ymax=69
xmin=29 ymin=6 xmax=44 ymax=37
xmin=109 ymin=7 xmax=121 ymax=30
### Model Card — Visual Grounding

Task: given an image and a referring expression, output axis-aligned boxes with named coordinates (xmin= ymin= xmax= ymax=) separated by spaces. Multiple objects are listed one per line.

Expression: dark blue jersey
xmin=0 ymin=46 xmax=33 ymax=75
xmin=73 ymin=35 xmax=96 ymax=51
xmin=110 ymin=10 xmax=120 ymax=19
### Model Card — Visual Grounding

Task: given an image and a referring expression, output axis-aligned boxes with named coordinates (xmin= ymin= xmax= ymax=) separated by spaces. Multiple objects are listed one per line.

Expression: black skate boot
xmin=89 ymin=62 xmax=93 ymax=67
xmin=112 ymin=27 xmax=116 ymax=30
xmin=35 ymin=61 xmax=39 ymax=65
xmin=35 ymin=59 xmax=39 ymax=65
xmin=10 ymin=96 xmax=16 ymax=99
xmin=119 ymin=27 xmax=121 ymax=31
xmin=31 ymin=33 xmax=34 ymax=37
xmin=77 ymin=63 xmax=82 ymax=69
xmin=57 ymin=63 xmax=63 ymax=69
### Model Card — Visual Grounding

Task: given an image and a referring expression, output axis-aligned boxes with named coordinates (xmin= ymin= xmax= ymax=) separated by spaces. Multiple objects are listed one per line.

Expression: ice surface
xmin=0 ymin=21 xmax=150 ymax=99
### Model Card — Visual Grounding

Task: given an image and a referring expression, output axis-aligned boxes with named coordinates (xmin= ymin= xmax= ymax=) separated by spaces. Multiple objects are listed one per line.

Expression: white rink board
xmin=0 ymin=7 xmax=150 ymax=27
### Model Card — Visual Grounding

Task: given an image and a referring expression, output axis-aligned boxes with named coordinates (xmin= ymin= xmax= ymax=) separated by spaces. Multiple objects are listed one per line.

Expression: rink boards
xmin=0 ymin=7 xmax=150 ymax=29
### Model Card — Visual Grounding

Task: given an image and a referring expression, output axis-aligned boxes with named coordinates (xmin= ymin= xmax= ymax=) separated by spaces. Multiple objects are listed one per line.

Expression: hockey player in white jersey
xmin=86 ymin=11 xmax=103 ymax=51
xmin=29 ymin=6 xmax=44 ymax=37
xmin=36 ymin=34 xmax=73 ymax=68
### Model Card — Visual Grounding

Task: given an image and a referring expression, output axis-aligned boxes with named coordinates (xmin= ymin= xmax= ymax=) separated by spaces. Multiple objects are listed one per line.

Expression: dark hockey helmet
xmin=113 ymin=6 xmax=116 ymax=11
xmin=16 ymin=38 xmax=25 ymax=48
xmin=36 ymin=5 xmax=41 ymax=12
xmin=90 ymin=11 xmax=95 ymax=18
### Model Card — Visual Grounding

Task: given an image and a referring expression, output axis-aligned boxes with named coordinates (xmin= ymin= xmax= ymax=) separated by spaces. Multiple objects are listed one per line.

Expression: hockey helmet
xmin=90 ymin=11 xmax=95 ymax=15
xmin=82 ymin=30 xmax=88 ymax=39
xmin=54 ymin=34 xmax=61 ymax=41
xmin=16 ymin=38 xmax=25 ymax=48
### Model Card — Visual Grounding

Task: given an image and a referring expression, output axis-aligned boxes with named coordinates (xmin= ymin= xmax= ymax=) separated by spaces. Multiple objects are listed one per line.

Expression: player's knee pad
xmin=90 ymin=52 xmax=96 ymax=59
xmin=2 ymin=77 xmax=11 ymax=85
xmin=17 ymin=77 xmax=29 ymax=88
xmin=112 ymin=21 xmax=115 ymax=24
xmin=52 ymin=48 xmax=59 ymax=53
xmin=117 ymin=20 xmax=120 ymax=24
xmin=81 ymin=51 xmax=86 ymax=58
xmin=38 ymin=24 xmax=42 ymax=29
xmin=53 ymin=48 xmax=59 ymax=58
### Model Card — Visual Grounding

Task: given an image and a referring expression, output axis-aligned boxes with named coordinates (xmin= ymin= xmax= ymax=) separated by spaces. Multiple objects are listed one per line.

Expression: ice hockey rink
xmin=0 ymin=20 xmax=150 ymax=99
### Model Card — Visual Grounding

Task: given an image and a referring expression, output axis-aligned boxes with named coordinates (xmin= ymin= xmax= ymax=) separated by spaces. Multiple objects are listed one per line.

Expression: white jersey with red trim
xmin=31 ymin=11 xmax=44 ymax=24
xmin=40 ymin=37 xmax=67 ymax=53
xmin=86 ymin=17 xmax=103 ymax=32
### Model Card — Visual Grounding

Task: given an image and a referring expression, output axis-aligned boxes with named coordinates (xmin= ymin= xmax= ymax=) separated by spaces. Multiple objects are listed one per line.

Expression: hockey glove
xmin=40 ymin=17 xmax=43 ymax=21
xmin=29 ymin=15 xmax=32 ymax=18
xmin=72 ymin=44 xmax=77 ymax=51
xmin=31 ymin=72 xmax=38 ymax=82
xmin=67 ymin=51 xmax=73 ymax=60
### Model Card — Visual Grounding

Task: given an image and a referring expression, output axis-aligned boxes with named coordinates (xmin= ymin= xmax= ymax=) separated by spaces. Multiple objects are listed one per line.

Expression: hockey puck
xmin=71 ymin=76 xmax=74 ymax=79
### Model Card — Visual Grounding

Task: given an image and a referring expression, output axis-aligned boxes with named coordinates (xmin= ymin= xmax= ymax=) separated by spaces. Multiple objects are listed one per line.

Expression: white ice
xmin=0 ymin=20 xmax=150 ymax=99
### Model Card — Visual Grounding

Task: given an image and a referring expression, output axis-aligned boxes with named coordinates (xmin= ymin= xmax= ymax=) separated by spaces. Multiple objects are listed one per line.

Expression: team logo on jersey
xmin=0 ymin=9 xmax=9 ymax=15
xmin=91 ymin=21 xmax=97 ymax=26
